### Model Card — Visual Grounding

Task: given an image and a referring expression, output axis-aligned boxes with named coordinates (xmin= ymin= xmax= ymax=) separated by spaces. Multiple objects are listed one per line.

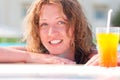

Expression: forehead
xmin=39 ymin=4 xmax=67 ymax=20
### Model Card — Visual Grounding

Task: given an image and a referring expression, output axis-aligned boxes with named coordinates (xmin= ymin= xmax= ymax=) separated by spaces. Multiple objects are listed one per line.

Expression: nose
xmin=48 ymin=26 xmax=58 ymax=36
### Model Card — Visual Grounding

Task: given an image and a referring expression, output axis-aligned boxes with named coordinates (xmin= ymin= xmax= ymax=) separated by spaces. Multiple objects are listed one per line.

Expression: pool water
xmin=0 ymin=43 xmax=25 ymax=47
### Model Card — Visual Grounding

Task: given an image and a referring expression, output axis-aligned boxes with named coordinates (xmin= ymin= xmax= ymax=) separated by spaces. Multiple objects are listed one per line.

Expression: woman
xmin=0 ymin=0 xmax=96 ymax=64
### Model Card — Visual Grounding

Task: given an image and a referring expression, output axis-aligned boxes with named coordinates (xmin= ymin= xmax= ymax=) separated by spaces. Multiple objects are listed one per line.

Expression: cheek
xmin=39 ymin=29 xmax=46 ymax=43
xmin=68 ymin=28 xmax=74 ymax=38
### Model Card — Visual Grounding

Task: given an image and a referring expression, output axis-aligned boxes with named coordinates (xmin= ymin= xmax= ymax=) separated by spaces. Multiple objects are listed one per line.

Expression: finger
xmin=86 ymin=58 xmax=99 ymax=66
xmin=85 ymin=58 xmax=99 ymax=66
xmin=43 ymin=57 xmax=68 ymax=64
xmin=117 ymin=55 xmax=120 ymax=66
xmin=64 ymin=61 xmax=76 ymax=64
xmin=85 ymin=54 xmax=99 ymax=66
xmin=48 ymin=56 xmax=75 ymax=64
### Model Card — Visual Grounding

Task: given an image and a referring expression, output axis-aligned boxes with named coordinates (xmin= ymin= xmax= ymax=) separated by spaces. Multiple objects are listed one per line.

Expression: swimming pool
xmin=0 ymin=43 xmax=25 ymax=47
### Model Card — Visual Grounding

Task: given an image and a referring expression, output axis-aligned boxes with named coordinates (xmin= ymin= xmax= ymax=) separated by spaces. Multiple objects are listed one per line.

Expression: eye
xmin=57 ymin=21 xmax=66 ymax=25
xmin=39 ymin=23 xmax=48 ymax=27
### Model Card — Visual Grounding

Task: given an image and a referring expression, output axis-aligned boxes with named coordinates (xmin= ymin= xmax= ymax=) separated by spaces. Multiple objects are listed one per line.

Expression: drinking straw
xmin=106 ymin=9 xmax=113 ymax=33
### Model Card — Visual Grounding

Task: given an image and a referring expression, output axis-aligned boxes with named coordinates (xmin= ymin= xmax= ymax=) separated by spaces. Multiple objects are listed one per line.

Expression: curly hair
xmin=23 ymin=0 xmax=95 ymax=64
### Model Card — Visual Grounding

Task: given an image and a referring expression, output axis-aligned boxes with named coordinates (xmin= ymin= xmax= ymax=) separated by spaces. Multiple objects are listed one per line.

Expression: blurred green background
xmin=0 ymin=0 xmax=120 ymax=46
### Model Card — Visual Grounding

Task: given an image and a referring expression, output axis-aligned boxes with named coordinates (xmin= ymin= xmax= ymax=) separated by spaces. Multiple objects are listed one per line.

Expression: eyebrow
xmin=40 ymin=16 xmax=66 ymax=21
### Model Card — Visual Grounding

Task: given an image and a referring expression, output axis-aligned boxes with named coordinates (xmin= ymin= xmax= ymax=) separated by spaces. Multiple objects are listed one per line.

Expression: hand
xmin=85 ymin=53 xmax=120 ymax=66
xmin=117 ymin=55 xmax=120 ymax=66
xmin=85 ymin=54 xmax=99 ymax=66
xmin=26 ymin=53 xmax=76 ymax=64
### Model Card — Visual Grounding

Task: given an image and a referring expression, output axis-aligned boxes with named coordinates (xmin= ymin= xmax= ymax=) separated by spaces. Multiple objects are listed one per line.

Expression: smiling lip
xmin=49 ymin=40 xmax=63 ymax=45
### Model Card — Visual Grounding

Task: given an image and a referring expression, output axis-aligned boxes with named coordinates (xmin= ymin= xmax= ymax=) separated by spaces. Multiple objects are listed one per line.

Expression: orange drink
xmin=96 ymin=27 xmax=119 ymax=67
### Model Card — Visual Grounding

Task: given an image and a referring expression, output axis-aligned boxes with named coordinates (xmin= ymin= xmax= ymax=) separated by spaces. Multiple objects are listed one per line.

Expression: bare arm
xmin=0 ymin=47 xmax=28 ymax=63
xmin=7 ymin=46 xmax=27 ymax=51
xmin=0 ymin=47 xmax=75 ymax=64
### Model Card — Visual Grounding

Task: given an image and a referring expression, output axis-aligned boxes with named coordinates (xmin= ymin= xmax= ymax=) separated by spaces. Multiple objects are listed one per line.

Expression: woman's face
xmin=39 ymin=4 xmax=74 ymax=55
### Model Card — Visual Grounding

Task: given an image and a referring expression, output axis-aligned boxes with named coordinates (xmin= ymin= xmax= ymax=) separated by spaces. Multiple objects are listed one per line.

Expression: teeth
xmin=50 ymin=40 xmax=61 ymax=44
